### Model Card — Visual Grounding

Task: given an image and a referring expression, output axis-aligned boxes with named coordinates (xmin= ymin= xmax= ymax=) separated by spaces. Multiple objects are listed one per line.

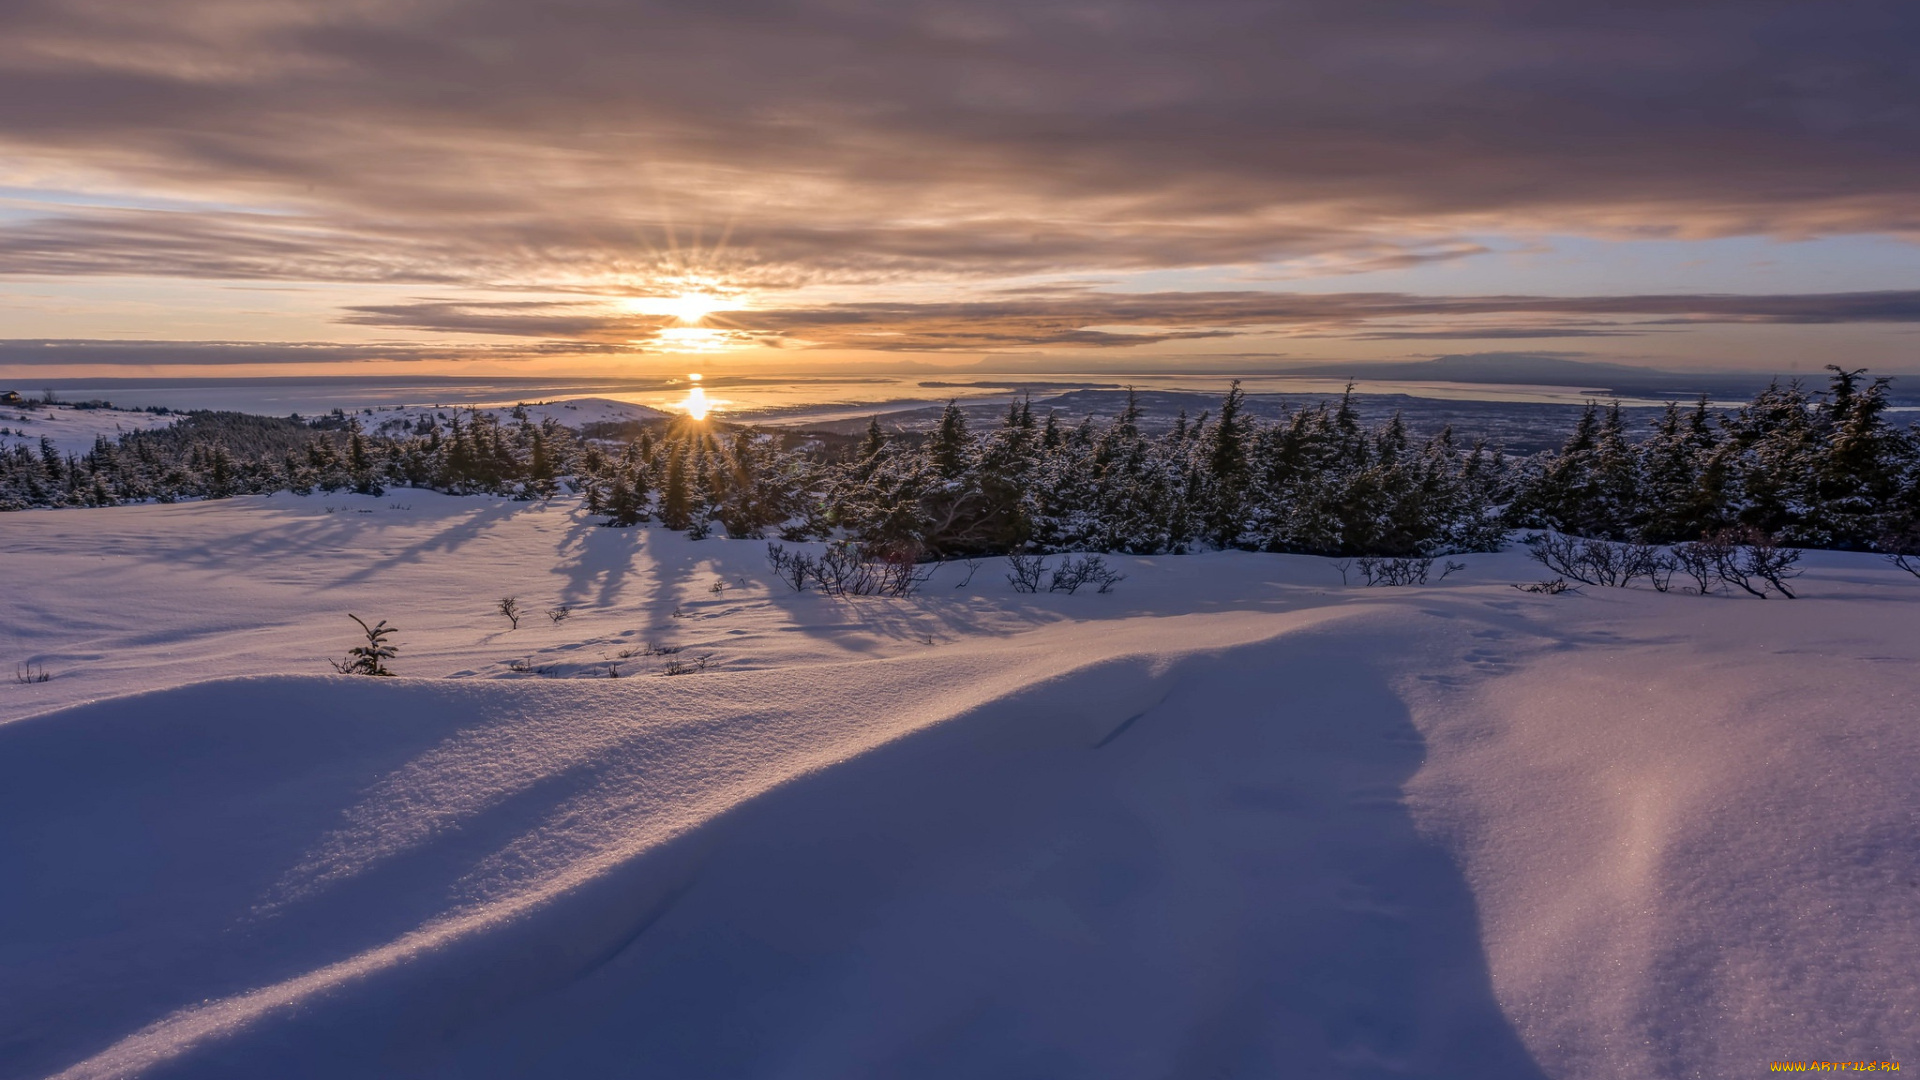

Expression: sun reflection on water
xmin=681 ymin=373 xmax=711 ymax=420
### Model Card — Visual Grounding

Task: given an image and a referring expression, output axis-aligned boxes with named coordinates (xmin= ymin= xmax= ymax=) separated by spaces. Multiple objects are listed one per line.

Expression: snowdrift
xmin=3 ymin=496 xmax=1917 ymax=1078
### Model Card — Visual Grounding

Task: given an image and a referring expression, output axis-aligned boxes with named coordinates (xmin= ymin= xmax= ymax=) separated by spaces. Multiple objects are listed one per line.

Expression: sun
xmin=623 ymin=292 xmax=723 ymax=324
xmin=682 ymin=373 xmax=711 ymax=420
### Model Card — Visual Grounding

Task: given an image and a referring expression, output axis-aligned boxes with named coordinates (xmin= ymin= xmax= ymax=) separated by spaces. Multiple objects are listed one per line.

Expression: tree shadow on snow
xmin=419 ymin=633 xmax=1551 ymax=1079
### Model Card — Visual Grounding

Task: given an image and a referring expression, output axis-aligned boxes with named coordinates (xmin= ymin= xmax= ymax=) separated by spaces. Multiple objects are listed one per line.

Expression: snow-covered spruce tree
xmin=331 ymin=614 xmax=397 ymax=676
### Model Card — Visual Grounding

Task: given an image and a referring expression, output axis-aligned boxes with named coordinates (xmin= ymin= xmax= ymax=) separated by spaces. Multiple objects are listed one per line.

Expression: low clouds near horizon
xmin=2 ymin=0 xmax=1919 ymax=371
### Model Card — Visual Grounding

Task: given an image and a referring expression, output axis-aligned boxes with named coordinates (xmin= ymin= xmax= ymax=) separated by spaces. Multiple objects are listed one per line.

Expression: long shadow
xmin=326 ymin=499 xmax=543 ymax=588
xmin=551 ymin=511 xmax=646 ymax=609
xmin=253 ymin=632 xmax=1548 ymax=1079
xmin=0 ymin=677 xmax=486 ymax=1080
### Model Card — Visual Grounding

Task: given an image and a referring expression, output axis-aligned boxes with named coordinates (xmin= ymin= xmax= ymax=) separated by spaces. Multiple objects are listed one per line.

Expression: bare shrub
xmin=661 ymin=653 xmax=714 ymax=677
xmin=1671 ymin=539 xmax=1722 ymax=596
xmin=330 ymin=614 xmax=397 ymax=676
xmin=709 ymin=579 xmax=728 ymax=594
xmin=1354 ymin=556 xmax=1436 ymax=586
xmin=809 ymin=540 xmax=933 ymax=597
xmin=1621 ymin=543 xmax=1676 ymax=592
xmin=1881 ymin=527 xmax=1920 ymax=580
xmin=545 ymin=604 xmax=572 ymax=625
xmin=1007 ymin=551 xmax=1049 ymax=593
xmin=766 ymin=543 xmax=814 ymax=591
xmin=1679 ymin=528 xmax=1804 ymax=598
xmin=954 ymin=557 xmax=983 ymax=588
xmin=506 ymin=656 xmax=553 ymax=676
xmin=1048 ymin=554 xmax=1126 ymax=594
xmin=1524 ymin=533 xmax=1628 ymax=587
xmin=496 ymin=596 xmax=522 ymax=629
xmin=1733 ymin=528 xmax=1803 ymax=599
xmin=13 ymin=661 xmax=50 ymax=684
xmin=866 ymin=549 xmax=936 ymax=597
xmin=1513 ymin=578 xmax=1579 ymax=595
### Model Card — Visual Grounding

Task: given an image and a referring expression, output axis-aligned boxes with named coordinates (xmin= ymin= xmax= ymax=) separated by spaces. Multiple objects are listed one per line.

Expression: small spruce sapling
xmin=331 ymin=614 xmax=397 ymax=676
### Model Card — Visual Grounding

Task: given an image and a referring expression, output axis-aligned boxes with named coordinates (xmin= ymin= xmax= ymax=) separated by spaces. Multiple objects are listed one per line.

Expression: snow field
xmin=0 ymin=405 xmax=176 ymax=458
xmin=1 ymin=493 xmax=1916 ymax=1078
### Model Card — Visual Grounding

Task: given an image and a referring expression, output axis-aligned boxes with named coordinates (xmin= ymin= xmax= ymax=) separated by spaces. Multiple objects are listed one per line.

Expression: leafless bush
xmin=807 ymin=540 xmax=934 ymax=597
xmin=1732 ymin=528 xmax=1803 ymax=598
xmin=767 ymin=543 xmax=815 ymax=591
xmin=661 ymin=653 xmax=714 ymax=676
xmin=506 ymin=656 xmax=554 ymax=676
xmin=330 ymin=614 xmax=397 ymax=676
xmin=545 ymin=604 xmax=572 ymax=625
xmin=1513 ymin=578 xmax=1579 ymax=595
xmin=1881 ymin=528 xmax=1920 ymax=581
xmin=868 ymin=550 xmax=936 ymax=597
xmin=1524 ymin=533 xmax=1630 ymax=586
xmin=1354 ymin=556 xmax=1438 ymax=586
xmin=709 ymin=579 xmax=728 ymax=594
xmin=1671 ymin=538 xmax=1722 ymax=595
xmin=14 ymin=661 xmax=51 ymax=684
xmin=812 ymin=541 xmax=861 ymax=594
xmin=954 ymin=558 xmax=984 ymax=588
xmin=496 ymin=596 xmax=522 ymax=629
xmin=1007 ymin=551 xmax=1049 ymax=593
xmin=1048 ymin=554 xmax=1126 ymax=594
xmin=1672 ymin=528 xmax=1803 ymax=598
xmin=1620 ymin=543 xmax=1676 ymax=592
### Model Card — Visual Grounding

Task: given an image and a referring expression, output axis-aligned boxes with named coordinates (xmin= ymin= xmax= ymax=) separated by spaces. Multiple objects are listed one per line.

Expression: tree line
xmin=5 ymin=368 xmax=1918 ymax=559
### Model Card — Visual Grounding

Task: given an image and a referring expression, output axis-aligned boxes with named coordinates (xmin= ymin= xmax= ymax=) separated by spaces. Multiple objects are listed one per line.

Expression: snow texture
xmin=1 ymin=493 xmax=1915 ymax=1078
xmin=357 ymin=397 xmax=670 ymax=437
xmin=0 ymin=405 xmax=176 ymax=457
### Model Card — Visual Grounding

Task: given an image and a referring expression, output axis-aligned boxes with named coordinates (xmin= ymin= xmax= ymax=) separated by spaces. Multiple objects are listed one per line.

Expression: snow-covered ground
xmin=355 ymin=397 xmax=671 ymax=437
xmin=1 ymin=493 xmax=1915 ymax=1078
xmin=0 ymin=404 xmax=176 ymax=457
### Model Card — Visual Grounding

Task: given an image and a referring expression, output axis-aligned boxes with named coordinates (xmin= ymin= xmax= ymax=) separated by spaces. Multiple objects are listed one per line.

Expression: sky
xmin=3 ymin=0 xmax=1920 ymax=380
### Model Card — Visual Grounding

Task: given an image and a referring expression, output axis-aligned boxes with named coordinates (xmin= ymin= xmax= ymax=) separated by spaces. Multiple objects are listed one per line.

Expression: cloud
xmin=333 ymin=288 xmax=1920 ymax=352
xmin=0 ymin=339 xmax=619 ymax=367
xmin=1 ymin=0 xmax=1917 ymax=296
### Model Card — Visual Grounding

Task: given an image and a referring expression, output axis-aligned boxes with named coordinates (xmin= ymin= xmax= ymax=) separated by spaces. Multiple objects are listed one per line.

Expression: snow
xmin=0 ymin=405 xmax=176 ymax=457
xmin=2 ymin=493 xmax=1916 ymax=1078
xmin=352 ymin=396 xmax=672 ymax=436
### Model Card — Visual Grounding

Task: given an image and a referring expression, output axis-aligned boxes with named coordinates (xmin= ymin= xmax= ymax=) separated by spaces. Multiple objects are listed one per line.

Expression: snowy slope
xmin=2 ymin=495 xmax=1917 ymax=1078
xmin=0 ymin=405 xmax=176 ymax=457
xmin=354 ymin=397 xmax=671 ymax=437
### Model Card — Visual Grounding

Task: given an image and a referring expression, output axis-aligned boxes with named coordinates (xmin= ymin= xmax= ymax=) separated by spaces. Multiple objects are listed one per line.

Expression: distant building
xmin=0 ymin=390 xmax=23 ymax=406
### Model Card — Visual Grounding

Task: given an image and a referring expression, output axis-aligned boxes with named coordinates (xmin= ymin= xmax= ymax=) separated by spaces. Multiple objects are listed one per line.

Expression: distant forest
xmin=4 ymin=367 xmax=1918 ymax=559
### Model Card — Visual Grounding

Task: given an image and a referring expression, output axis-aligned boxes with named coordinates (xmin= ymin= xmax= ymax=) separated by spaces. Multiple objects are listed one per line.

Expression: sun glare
xmin=624 ymin=292 xmax=723 ymax=324
xmin=682 ymin=374 xmax=711 ymax=420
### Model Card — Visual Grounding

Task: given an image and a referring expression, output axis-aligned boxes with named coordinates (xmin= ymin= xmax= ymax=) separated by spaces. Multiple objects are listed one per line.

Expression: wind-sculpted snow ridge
xmin=2 ymin=495 xmax=1917 ymax=1078
xmin=4 ymin=608 xmax=1551 ymax=1079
